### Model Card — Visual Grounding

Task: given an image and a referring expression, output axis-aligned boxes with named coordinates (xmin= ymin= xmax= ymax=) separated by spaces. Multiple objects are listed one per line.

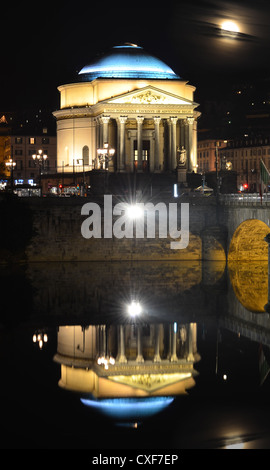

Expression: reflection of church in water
xmin=54 ymin=322 xmax=200 ymax=403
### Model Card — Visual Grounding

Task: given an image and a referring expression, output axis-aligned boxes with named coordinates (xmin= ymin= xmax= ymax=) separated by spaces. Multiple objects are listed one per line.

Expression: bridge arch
xmin=228 ymin=219 xmax=270 ymax=261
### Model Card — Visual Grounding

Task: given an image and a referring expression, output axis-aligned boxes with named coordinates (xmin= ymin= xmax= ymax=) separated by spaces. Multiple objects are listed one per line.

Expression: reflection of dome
xmin=80 ymin=396 xmax=174 ymax=420
xmin=78 ymin=43 xmax=180 ymax=81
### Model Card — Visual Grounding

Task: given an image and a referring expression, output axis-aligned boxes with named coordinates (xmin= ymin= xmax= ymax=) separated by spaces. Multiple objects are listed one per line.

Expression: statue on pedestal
xmin=177 ymin=146 xmax=187 ymax=168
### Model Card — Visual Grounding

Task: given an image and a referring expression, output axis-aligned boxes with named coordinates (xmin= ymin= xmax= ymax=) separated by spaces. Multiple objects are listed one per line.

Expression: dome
xmin=78 ymin=43 xmax=180 ymax=81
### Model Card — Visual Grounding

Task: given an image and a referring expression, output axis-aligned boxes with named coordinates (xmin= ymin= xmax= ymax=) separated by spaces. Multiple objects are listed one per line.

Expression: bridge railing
xmin=219 ymin=193 xmax=270 ymax=205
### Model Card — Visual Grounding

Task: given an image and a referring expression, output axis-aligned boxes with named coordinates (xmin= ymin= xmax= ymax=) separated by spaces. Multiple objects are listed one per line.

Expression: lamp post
xmin=96 ymin=143 xmax=115 ymax=170
xmin=5 ymin=158 xmax=16 ymax=191
xmin=32 ymin=149 xmax=48 ymax=190
xmin=75 ymin=158 xmax=86 ymax=196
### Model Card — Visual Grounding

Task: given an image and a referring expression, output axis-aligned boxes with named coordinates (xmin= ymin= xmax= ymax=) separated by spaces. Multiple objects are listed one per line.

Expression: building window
xmin=29 ymin=137 xmax=36 ymax=145
xmin=15 ymin=149 xmax=23 ymax=155
xmin=142 ymin=150 xmax=148 ymax=161
xmin=15 ymin=137 xmax=23 ymax=144
xmin=42 ymin=137 xmax=50 ymax=144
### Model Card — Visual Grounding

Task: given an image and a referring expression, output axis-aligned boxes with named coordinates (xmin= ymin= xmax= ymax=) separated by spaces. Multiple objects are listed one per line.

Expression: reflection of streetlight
xmin=128 ymin=300 xmax=142 ymax=318
xmin=96 ymin=143 xmax=115 ymax=170
xmin=32 ymin=149 xmax=48 ymax=187
xmin=5 ymin=158 xmax=16 ymax=191
xmin=97 ymin=355 xmax=115 ymax=370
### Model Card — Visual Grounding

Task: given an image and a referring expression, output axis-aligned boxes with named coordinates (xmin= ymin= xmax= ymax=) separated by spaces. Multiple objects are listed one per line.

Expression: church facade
xmin=53 ymin=44 xmax=200 ymax=178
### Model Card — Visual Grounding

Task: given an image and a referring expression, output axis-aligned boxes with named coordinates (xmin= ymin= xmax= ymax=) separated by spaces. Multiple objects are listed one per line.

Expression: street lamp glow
xmin=96 ymin=142 xmax=115 ymax=170
xmin=126 ymin=204 xmax=144 ymax=220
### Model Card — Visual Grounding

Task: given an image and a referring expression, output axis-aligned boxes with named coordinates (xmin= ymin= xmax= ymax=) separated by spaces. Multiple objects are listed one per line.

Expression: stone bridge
xmin=1 ymin=192 xmax=270 ymax=262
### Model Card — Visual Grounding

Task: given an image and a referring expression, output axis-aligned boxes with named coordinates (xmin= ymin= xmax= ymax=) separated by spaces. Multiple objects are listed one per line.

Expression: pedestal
xmin=177 ymin=168 xmax=187 ymax=184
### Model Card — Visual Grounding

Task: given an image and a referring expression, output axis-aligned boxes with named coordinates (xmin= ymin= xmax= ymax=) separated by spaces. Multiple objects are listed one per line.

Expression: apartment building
xmin=197 ymin=139 xmax=227 ymax=173
xmin=10 ymin=132 xmax=57 ymax=185
xmin=221 ymin=137 xmax=270 ymax=191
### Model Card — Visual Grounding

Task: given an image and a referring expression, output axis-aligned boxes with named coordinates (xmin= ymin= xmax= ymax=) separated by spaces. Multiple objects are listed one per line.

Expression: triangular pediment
xmin=107 ymin=86 xmax=195 ymax=106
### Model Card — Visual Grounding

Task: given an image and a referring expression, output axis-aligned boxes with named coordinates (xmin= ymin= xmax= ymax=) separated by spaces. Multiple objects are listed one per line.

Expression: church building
xmin=53 ymin=43 xmax=200 ymax=180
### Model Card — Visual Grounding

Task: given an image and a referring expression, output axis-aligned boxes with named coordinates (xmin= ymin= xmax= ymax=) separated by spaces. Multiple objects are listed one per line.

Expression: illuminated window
xmin=142 ymin=150 xmax=148 ymax=161
xmin=29 ymin=137 xmax=36 ymax=144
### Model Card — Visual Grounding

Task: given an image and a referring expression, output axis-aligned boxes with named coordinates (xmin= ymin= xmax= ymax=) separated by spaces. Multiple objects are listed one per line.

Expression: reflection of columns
xmin=187 ymin=323 xmax=195 ymax=361
xmin=136 ymin=116 xmax=144 ymax=171
xmin=154 ymin=117 xmax=161 ymax=172
xmin=136 ymin=326 xmax=144 ymax=363
xmin=118 ymin=116 xmax=127 ymax=172
xmin=116 ymin=325 xmax=127 ymax=363
xmin=170 ymin=323 xmax=178 ymax=362
xmin=170 ymin=117 xmax=177 ymax=170
xmin=98 ymin=325 xmax=106 ymax=357
xmin=153 ymin=324 xmax=161 ymax=362
xmin=101 ymin=116 xmax=110 ymax=146
xmin=264 ymin=233 xmax=270 ymax=312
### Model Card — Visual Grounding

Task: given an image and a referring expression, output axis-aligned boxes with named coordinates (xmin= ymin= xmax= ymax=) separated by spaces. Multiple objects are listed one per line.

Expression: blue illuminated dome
xmin=78 ymin=43 xmax=180 ymax=81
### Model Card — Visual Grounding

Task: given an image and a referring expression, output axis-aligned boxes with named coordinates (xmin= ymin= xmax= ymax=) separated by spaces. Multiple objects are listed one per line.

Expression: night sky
xmin=2 ymin=0 xmax=270 ymax=111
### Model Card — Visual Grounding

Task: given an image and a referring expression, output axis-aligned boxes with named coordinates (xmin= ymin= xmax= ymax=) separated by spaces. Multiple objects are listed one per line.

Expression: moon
xmin=220 ymin=20 xmax=240 ymax=37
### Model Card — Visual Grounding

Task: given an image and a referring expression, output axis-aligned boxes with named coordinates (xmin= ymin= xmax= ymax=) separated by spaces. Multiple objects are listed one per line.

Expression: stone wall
xmin=1 ymin=194 xmax=269 ymax=263
xmin=22 ymin=196 xmax=226 ymax=262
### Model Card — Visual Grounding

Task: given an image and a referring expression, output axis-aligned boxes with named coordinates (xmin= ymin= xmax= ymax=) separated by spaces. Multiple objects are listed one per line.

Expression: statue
xmin=177 ymin=146 xmax=186 ymax=168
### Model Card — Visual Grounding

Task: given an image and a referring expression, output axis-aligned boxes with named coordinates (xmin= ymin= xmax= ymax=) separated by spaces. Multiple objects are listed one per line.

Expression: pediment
xmin=107 ymin=86 xmax=195 ymax=106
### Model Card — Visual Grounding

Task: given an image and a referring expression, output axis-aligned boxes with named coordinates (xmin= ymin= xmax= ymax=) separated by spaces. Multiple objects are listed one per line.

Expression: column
xmin=101 ymin=116 xmax=110 ymax=146
xmin=184 ymin=119 xmax=189 ymax=170
xmin=136 ymin=326 xmax=144 ymax=363
xmin=154 ymin=117 xmax=161 ymax=172
xmin=136 ymin=116 xmax=144 ymax=171
xmin=170 ymin=117 xmax=178 ymax=170
xmin=117 ymin=116 xmax=127 ymax=172
xmin=116 ymin=325 xmax=127 ymax=363
xmin=185 ymin=117 xmax=195 ymax=172
xmin=167 ymin=119 xmax=172 ymax=170
xmin=193 ymin=118 xmax=198 ymax=171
